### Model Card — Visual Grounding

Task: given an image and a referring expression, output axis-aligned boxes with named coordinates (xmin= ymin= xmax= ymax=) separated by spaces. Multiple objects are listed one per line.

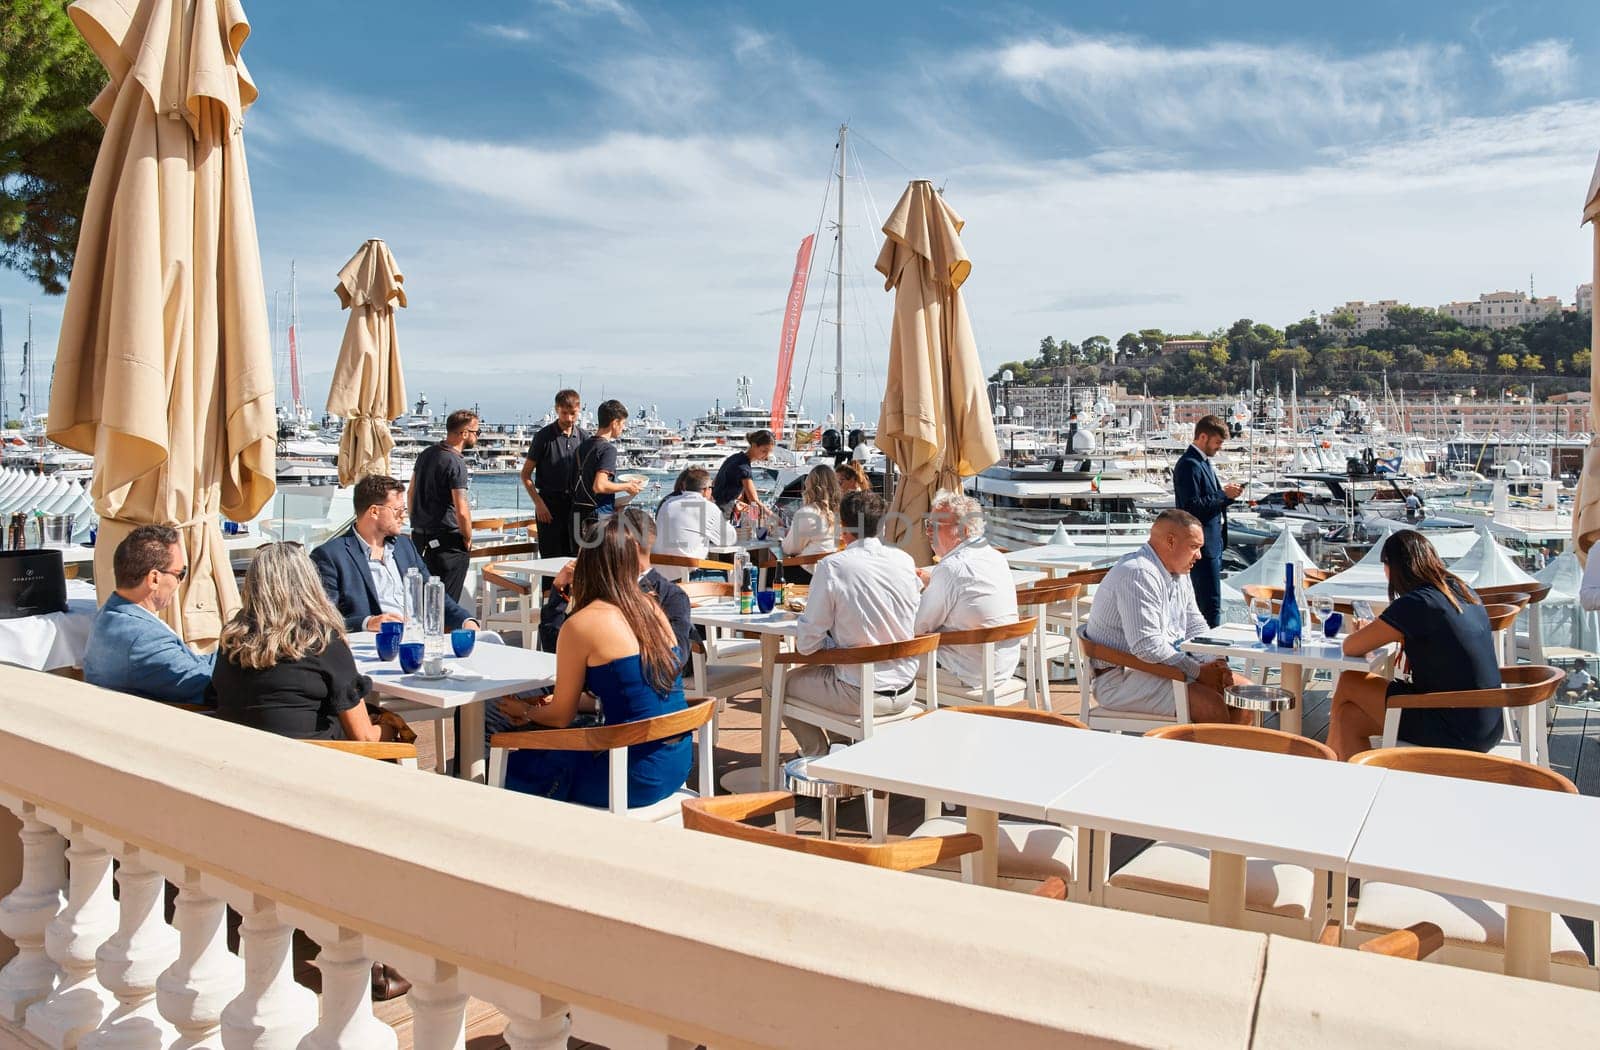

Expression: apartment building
xmin=1580 ymin=282 xmax=1594 ymax=316
xmin=1438 ymin=290 xmax=1562 ymax=330
xmin=1317 ymin=299 xmax=1402 ymax=335
xmin=1159 ymin=338 xmax=1214 ymax=355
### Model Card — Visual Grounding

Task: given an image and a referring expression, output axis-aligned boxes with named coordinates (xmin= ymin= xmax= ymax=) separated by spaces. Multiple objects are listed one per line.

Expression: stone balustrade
xmin=1 ymin=666 xmax=1598 ymax=1049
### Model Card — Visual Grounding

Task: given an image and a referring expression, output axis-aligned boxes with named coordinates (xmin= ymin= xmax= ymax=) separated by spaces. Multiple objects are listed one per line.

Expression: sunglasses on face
xmin=158 ymin=566 xmax=189 ymax=582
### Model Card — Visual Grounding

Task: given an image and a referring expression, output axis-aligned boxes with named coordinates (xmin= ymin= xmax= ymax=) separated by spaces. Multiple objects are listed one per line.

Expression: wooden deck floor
xmin=383 ymin=673 xmax=1599 ymax=1048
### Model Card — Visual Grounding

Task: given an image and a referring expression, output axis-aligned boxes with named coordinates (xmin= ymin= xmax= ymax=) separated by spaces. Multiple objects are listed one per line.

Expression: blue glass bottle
xmin=1277 ymin=562 xmax=1302 ymax=649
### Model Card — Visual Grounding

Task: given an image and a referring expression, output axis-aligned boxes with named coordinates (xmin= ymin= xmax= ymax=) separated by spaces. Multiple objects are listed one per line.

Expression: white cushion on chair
xmin=625 ymin=787 xmax=697 ymax=824
xmin=692 ymin=662 xmax=764 ymax=699
xmin=1353 ymin=882 xmax=1588 ymax=965
xmin=781 ymin=697 xmax=923 ymax=730
xmin=1107 ymin=842 xmax=1316 ymax=919
xmin=705 ymin=638 xmax=762 ymax=664
xmin=911 ymin=817 xmax=1077 ymax=881
xmin=935 ymin=677 xmax=1028 ymax=707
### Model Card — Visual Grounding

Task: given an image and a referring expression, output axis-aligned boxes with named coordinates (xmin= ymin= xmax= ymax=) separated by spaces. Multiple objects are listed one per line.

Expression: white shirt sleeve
xmin=915 ymin=563 xmax=956 ymax=636
xmin=1118 ymin=567 xmax=1204 ymax=677
xmin=795 ymin=557 xmax=836 ymax=655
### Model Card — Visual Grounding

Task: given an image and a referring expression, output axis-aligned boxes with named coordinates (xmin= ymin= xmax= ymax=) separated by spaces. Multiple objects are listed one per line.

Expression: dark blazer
xmin=537 ymin=568 xmax=693 ymax=666
xmin=310 ymin=528 xmax=473 ymax=634
xmin=1173 ymin=445 xmax=1230 ymax=555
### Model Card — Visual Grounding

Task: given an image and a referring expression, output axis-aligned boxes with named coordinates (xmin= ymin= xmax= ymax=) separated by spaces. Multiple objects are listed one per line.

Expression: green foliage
xmin=0 ymin=0 xmax=105 ymax=294
xmin=1496 ymin=353 xmax=1519 ymax=372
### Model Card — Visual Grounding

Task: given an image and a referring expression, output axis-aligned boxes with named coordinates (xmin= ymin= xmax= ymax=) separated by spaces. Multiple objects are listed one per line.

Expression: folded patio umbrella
xmin=1573 ymin=152 xmax=1600 ymax=557
xmin=327 ymin=239 xmax=408 ymax=487
xmin=874 ymin=181 xmax=999 ymax=564
xmin=47 ymin=0 xmax=276 ymax=646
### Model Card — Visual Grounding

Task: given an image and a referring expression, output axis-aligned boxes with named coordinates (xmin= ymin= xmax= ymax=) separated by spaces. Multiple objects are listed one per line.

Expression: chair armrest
xmin=1385 ymin=665 xmax=1562 ymax=710
xmin=775 ymin=634 xmax=941 ymax=667
xmin=491 ymin=698 xmax=716 ymax=752
xmin=1358 ymin=922 xmax=1444 ymax=961
xmin=682 ymin=791 xmax=796 ymax=825
xmin=1076 ymin=631 xmax=1187 ymax=682
xmin=481 ymin=567 xmax=531 ymax=596
xmin=935 ymin=617 xmax=1038 ymax=648
xmin=303 ymin=740 xmax=419 ymax=762
xmin=1031 ymin=876 xmax=1068 ymax=901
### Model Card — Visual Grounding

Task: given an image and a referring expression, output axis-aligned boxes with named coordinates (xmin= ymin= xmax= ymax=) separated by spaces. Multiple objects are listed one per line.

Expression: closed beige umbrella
xmin=327 ymin=239 xmax=407 ymax=486
xmin=47 ymin=0 xmax=276 ymax=646
xmin=1573 ymin=154 xmax=1600 ymax=558
xmin=875 ymin=180 xmax=999 ymax=564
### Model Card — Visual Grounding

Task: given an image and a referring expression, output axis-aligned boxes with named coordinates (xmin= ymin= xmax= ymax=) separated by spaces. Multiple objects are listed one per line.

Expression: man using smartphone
xmin=1173 ymin=415 xmax=1242 ymax=627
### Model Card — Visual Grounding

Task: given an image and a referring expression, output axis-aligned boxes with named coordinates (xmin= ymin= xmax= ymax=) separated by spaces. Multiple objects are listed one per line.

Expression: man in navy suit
xmin=311 ymin=474 xmax=479 ymax=635
xmin=1172 ymin=415 xmax=1241 ymax=627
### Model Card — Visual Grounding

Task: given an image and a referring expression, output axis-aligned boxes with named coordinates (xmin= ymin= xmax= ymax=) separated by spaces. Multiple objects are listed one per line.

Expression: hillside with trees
xmin=993 ymin=306 xmax=1594 ymax=398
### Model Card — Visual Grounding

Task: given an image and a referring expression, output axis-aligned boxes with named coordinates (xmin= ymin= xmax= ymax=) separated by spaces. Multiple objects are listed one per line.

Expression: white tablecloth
xmin=0 ymin=579 xmax=99 ymax=671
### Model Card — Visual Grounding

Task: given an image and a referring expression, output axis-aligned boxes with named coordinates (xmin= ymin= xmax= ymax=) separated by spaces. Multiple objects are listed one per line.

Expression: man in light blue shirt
xmin=82 ymin=524 xmax=215 ymax=704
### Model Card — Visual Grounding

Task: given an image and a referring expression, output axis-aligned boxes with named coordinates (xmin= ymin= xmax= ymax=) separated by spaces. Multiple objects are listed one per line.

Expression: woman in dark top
xmin=212 ymin=543 xmax=389 ymax=742
xmin=1328 ymin=530 xmax=1502 ymax=759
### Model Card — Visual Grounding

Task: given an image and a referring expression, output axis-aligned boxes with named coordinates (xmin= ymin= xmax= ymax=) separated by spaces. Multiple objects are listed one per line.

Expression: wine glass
xmin=1248 ymin=597 xmax=1273 ymax=643
xmin=1309 ymin=595 xmax=1334 ymax=640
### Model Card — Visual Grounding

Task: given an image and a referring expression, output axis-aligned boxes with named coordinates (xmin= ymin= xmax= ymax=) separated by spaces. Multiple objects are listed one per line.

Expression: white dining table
xmin=1347 ymin=768 xmax=1600 ymax=982
xmin=0 ymin=578 xmax=98 ymax=672
xmin=1180 ymin=623 xmax=1391 ymax=736
xmin=349 ymin=632 xmax=558 ymax=783
xmin=490 ymin=556 xmax=574 ymax=594
xmin=806 ymin=709 xmax=1139 ymax=887
xmin=1046 ymin=734 xmax=1388 ymax=928
xmin=688 ymin=599 xmax=800 ymax=793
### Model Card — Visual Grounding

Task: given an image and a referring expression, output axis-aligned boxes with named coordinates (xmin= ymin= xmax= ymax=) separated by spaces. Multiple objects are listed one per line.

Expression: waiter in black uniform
xmin=409 ymin=409 xmax=479 ymax=601
xmin=520 ymin=389 xmax=587 ymax=559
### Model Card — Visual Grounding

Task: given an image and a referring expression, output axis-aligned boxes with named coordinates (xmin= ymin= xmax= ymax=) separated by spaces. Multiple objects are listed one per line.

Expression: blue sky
xmin=2 ymin=0 xmax=1597 ymax=426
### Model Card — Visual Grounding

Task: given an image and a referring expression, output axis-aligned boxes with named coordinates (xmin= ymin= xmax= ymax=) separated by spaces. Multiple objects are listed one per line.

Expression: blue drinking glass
xmin=1259 ymin=618 xmax=1278 ymax=646
xmin=398 ymin=642 xmax=425 ymax=674
xmin=756 ymin=589 xmax=777 ymax=614
xmin=374 ymin=632 xmax=400 ymax=662
xmin=1323 ymin=611 xmax=1343 ymax=639
xmin=378 ymin=620 xmax=404 ymax=640
xmin=451 ymin=628 xmax=477 ymax=658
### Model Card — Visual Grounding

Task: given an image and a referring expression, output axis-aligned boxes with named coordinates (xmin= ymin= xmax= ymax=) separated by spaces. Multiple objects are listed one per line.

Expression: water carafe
xmin=404 ymin=566 xmax=424 ymax=643
xmin=423 ymin=576 xmax=446 ymax=655
xmin=1277 ymin=562 xmax=1302 ymax=650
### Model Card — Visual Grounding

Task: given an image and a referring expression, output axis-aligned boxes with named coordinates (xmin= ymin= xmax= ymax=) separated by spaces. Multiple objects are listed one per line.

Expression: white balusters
xmin=26 ymin=821 xmax=118 ymax=1049
xmin=365 ymin=944 xmax=464 ymax=1050
xmin=156 ymin=869 xmax=243 ymax=1049
xmin=79 ymin=845 xmax=181 ymax=1050
xmin=293 ymin=928 xmax=394 ymax=1050
xmin=218 ymin=896 xmax=316 ymax=1050
xmin=467 ymin=979 xmax=568 ymax=1050
xmin=0 ymin=802 xmax=65 ymax=1021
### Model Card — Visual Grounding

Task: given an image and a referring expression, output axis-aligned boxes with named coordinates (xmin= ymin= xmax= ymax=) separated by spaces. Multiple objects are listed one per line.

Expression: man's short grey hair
xmin=1154 ymin=508 xmax=1201 ymax=533
xmin=930 ymin=489 xmax=985 ymax=541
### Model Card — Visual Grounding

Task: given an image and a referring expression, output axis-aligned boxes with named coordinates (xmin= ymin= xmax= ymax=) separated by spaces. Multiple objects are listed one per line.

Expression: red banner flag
xmin=770 ymin=234 xmax=815 ymax=440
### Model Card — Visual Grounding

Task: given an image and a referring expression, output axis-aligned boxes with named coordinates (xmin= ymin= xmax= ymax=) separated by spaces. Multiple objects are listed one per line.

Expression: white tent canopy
xmin=1450 ymin=525 xmax=1537 ymax=589
xmin=1535 ymin=552 xmax=1600 ymax=655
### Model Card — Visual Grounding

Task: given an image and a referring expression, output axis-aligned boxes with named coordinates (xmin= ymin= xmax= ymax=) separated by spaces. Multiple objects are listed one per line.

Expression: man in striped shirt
xmin=1084 ymin=509 xmax=1252 ymax=724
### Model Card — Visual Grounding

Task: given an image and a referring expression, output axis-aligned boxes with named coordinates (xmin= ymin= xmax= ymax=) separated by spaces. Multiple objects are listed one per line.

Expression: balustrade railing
xmin=1 ymin=666 xmax=1597 ymax=1050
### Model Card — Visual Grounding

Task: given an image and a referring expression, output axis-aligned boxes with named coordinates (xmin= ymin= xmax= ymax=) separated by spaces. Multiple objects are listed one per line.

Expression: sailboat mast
xmin=289 ymin=261 xmax=303 ymax=418
xmin=0 ymin=306 xmax=6 ymax=425
xmin=23 ymin=307 xmax=32 ymax=423
xmin=834 ymin=123 xmax=846 ymax=432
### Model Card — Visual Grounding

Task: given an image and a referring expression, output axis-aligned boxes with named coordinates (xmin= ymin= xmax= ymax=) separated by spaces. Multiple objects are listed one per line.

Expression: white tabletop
xmin=1180 ymin=622 xmax=1385 ymax=673
xmin=349 ymin=632 xmax=557 ymax=708
xmin=1010 ymin=569 xmax=1046 ymax=588
xmin=1347 ymin=769 xmax=1600 ymax=920
xmin=1046 ymin=735 xmax=1388 ymax=871
xmin=805 ymin=709 xmax=1140 ymax=820
xmin=688 ymin=600 xmax=801 ymax=636
xmin=0 ymin=578 xmax=98 ymax=671
xmin=492 ymin=557 xmax=574 ymax=578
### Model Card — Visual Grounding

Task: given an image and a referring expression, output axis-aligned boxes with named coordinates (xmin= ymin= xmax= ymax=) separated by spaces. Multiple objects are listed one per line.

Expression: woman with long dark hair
xmin=501 ymin=513 xmax=692 ymax=807
xmin=1327 ymin=530 xmax=1502 ymax=760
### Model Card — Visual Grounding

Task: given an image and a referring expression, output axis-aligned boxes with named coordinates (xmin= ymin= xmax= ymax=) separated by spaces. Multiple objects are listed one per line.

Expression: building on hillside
xmin=1318 ymin=300 xmax=1403 ymax=336
xmin=1579 ymin=283 xmax=1594 ymax=316
xmin=1159 ymin=338 xmax=1213 ymax=355
xmin=1438 ymin=291 xmax=1562 ymax=330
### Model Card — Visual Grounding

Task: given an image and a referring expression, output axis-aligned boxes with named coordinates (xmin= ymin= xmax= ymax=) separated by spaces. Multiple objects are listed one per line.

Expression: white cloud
xmin=1492 ymin=39 xmax=1575 ymax=98
xmin=980 ymin=33 xmax=1462 ymax=148
xmin=471 ymin=23 xmax=534 ymax=43
xmin=540 ymin=0 xmax=643 ymax=31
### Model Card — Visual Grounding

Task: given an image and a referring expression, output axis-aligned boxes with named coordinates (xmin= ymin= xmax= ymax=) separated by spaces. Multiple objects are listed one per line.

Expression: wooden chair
xmin=1100 ymin=724 xmax=1336 ymax=939
xmin=1015 ymin=580 xmax=1084 ymax=709
xmin=302 ymin=740 xmax=420 ymax=769
xmin=648 ymin=552 xmax=737 ymax=578
xmin=1342 ymin=747 xmax=1594 ymax=984
xmin=1075 ymin=625 xmax=1190 ymax=734
xmin=766 ymin=634 xmax=942 ymax=841
xmin=479 ymin=561 xmax=538 ymax=647
xmin=1368 ymin=664 xmax=1561 ymax=769
xmin=916 ymin=618 xmax=1038 ymax=709
xmin=487 ymin=698 xmax=716 ymax=824
xmin=1318 ymin=919 xmax=1444 ymax=961
xmin=677 ymin=578 xmax=765 ymax=669
xmin=907 ymin=706 xmax=1093 ymax=897
xmin=1475 ymin=580 xmax=1552 ymax=664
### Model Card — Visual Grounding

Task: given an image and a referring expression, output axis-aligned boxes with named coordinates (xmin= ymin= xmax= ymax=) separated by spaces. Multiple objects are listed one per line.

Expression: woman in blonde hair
xmin=782 ymin=464 xmax=841 ymax=572
xmin=837 ymin=461 xmax=869 ymax=495
xmin=500 ymin=513 xmax=691 ymax=807
xmin=212 ymin=543 xmax=389 ymax=741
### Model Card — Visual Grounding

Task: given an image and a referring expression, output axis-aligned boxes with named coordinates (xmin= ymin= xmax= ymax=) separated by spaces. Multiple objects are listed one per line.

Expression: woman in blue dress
xmin=1329 ymin=529 xmax=1503 ymax=760
xmin=500 ymin=513 xmax=693 ymax=808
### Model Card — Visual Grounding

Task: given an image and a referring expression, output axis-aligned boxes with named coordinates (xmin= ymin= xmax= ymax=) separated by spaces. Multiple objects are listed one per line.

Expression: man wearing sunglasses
xmin=83 ymin=524 xmax=216 ymax=704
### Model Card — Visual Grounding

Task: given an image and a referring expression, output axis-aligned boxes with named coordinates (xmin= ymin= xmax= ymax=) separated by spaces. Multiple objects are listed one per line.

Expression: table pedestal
xmin=1208 ymin=851 xmax=1248 ymax=928
xmin=1504 ymin=905 xmax=1552 ymax=982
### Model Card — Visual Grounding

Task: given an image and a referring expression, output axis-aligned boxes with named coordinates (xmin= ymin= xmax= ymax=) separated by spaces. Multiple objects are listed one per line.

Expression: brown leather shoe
xmin=370 ymin=962 xmax=412 ymax=1001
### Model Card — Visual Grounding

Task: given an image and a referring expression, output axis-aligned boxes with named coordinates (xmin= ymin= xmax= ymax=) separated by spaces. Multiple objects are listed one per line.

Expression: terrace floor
xmin=374 ymin=673 xmax=1599 ymax=1048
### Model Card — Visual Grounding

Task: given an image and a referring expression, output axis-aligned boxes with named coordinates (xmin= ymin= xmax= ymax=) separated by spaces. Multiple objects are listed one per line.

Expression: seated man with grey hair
xmin=914 ymin=490 xmax=1020 ymax=691
xmin=1083 ymin=509 xmax=1252 ymax=724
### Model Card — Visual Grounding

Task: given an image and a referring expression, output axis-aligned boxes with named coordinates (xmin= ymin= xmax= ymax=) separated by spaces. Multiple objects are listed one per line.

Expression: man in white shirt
xmin=652 ymin=467 xmax=734 ymax=582
xmin=785 ymin=490 xmax=922 ymax=756
xmin=915 ymin=490 xmax=1019 ymax=691
xmin=1084 ymin=509 xmax=1252 ymax=724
